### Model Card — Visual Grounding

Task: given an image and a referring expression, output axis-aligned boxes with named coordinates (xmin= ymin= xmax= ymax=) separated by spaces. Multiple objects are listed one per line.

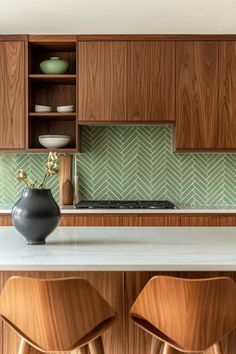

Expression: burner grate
xmin=75 ymin=200 xmax=175 ymax=209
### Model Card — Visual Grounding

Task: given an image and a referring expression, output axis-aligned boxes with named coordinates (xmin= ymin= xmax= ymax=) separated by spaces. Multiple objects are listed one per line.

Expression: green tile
xmin=1 ymin=126 xmax=236 ymax=206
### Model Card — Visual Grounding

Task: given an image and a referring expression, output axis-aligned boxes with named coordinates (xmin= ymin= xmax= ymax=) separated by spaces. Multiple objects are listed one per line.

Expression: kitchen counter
xmin=1 ymin=204 xmax=236 ymax=214
xmin=0 ymin=226 xmax=236 ymax=271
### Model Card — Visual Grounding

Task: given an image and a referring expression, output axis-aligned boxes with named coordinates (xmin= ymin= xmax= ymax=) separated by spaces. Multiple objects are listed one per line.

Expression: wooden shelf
xmin=29 ymin=112 xmax=76 ymax=118
xmin=27 ymin=148 xmax=78 ymax=153
xmin=28 ymin=39 xmax=79 ymax=151
xmin=29 ymin=74 xmax=76 ymax=83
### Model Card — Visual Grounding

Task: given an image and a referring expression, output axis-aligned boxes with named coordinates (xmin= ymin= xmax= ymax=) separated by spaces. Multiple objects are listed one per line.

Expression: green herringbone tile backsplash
xmin=1 ymin=126 xmax=236 ymax=206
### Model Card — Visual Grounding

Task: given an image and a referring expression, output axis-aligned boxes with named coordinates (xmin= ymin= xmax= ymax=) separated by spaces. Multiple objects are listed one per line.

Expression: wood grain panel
xmin=77 ymin=34 xmax=236 ymax=41
xmin=127 ymin=41 xmax=175 ymax=122
xmin=60 ymin=214 xmax=177 ymax=226
xmin=29 ymin=35 xmax=76 ymax=43
xmin=59 ymin=214 xmax=236 ymax=227
xmin=179 ymin=215 xmax=215 ymax=226
xmin=0 ymin=216 xmax=12 ymax=226
xmin=2 ymin=214 xmax=236 ymax=227
xmin=130 ymin=276 xmax=236 ymax=352
xmin=0 ymin=41 xmax=25 ymax=149
xmin=59 ymin=155 xmax=72 ymax=205
xmin=0 ymin=317 xmax=2 ymax=354
xmin=0 ymin=271 xmax=123 ymax=354
xmin=218 ymin=41 xmax=236 ymax=149
xmin=175 ymin=41 xmax=219 ymax=150
xmin=78 ymin=41 xmax=126 ymax=122
xmin=0 ymin=277 xmax=115 ymax=352
xmin=0 ymin=36 xmax=27 ymax=42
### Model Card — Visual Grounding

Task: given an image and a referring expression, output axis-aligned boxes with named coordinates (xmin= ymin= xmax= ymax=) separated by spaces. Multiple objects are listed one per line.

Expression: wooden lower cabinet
xmin=60 ymin=214 xmax=236 ymax=226
xmin=2 ymin=213 xmax=236 ymax=226
xmin=0 ymin=216 xmax=12 ymax=226
xmin=1 ymin=271 xmax=236 ymax=354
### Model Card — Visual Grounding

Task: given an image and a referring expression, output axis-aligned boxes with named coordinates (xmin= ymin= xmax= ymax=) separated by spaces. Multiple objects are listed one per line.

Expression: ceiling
xmin=1 ymin=0 xmax=236 ymax=34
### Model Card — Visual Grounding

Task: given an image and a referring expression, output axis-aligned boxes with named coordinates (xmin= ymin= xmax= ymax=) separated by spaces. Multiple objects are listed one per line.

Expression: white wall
xmin=1 ymin=0 xmax=236 ymax=34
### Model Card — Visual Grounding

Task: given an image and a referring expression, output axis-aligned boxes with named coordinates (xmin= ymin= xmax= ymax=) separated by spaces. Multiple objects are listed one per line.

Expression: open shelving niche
xmin=27 ymin=39 xmax=79 ymax=152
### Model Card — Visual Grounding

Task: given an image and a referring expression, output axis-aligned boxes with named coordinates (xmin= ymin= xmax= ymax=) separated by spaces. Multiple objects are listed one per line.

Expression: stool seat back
xmin=130 ymin=276 xmax=236 ymax=352
xmin=0 ymin=276 xmax=115 ymax=352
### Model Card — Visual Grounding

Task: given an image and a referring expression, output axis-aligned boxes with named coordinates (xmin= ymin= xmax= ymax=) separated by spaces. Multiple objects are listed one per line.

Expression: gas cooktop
xmin=75 ymin=200 xmax=176 ymax=209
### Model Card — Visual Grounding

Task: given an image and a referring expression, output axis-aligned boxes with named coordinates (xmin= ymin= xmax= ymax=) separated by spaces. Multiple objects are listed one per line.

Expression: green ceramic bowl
xmin=40 ymin=57 xmax=69 ymax=74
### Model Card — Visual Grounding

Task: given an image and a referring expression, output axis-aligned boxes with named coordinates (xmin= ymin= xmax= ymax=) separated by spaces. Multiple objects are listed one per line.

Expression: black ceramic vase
xmin=12 ymin=189 xmax=61 ymax=245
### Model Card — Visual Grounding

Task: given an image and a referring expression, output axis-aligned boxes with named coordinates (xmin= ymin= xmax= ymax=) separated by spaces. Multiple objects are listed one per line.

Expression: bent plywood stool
xmin=0 ymin=276 xmax=116 ymax=354
xmin=130 ymin=276 xmax=236 ymax=354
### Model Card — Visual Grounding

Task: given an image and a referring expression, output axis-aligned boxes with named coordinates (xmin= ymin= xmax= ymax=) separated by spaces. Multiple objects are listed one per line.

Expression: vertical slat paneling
xmin=3 ymin=214 xmax=236 ymax=227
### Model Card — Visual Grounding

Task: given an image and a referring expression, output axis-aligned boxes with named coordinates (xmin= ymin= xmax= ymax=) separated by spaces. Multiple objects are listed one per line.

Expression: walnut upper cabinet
xmin=78 ymin=40 xmax=175 ymax=123
xmin=218 ymin=41 xmax=236 ymax=149
xmin=78 ymin=41 xmax=127 ymax=123
xmin=0 ymin=40 xmax=25 ymax=149
xmin=175 ymin=41 xmax=219 ymax=151
xmin=127 ymin=41 xmax=175 ymax=123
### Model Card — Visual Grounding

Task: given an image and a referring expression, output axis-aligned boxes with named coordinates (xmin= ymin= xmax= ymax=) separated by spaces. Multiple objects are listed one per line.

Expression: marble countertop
xmin=0 ymin=226 xmax=236 ymax=271
xmin=1 ymin=204 xmax=236 ymax=214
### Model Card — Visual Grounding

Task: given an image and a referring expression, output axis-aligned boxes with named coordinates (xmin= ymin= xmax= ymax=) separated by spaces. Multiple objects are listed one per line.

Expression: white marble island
xmin=1 ymin=226 xmax=236 ymax=354
xmin=0 ymin=226 xmax=236 ymax=271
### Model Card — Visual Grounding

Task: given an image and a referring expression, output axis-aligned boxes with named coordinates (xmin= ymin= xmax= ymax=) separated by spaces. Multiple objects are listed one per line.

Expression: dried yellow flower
xmin=16 ymin=152 xmax=59 ymax=190
xmin=49 ymin=152 xmax=58 ymax=161
xmin=16 ymin=169 xmax=27 ymax=182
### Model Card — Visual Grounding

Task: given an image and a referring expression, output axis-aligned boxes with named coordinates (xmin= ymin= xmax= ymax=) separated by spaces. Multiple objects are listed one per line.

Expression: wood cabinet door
xmin=78 ymin=41 xmax=126 ymax=123
xmin=218 ymin=41 xmax=236 ymax=149
xmin=0 ymin=41 xmax=25 ymax=149
xmin=127 ymin=41 xmax=175 ymax=122
xmin=175 ymin=41 xmax=219 ymax=150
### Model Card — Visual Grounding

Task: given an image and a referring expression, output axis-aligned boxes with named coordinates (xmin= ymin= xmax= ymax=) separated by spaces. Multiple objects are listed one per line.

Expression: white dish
xmin=38 ymin=135 xmax=71 ymax=149
xmin=35 ymin=105 xmax=52 ymax=113
xmin=57 ymin=105 xmax=74 ymax=113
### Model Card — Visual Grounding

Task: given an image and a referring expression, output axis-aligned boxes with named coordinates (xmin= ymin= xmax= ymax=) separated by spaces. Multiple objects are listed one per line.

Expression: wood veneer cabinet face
xmin=78 ymin=40 xmax=175 ymax=124
xmin=175 ymin=41 xmax=219 ymax=150
xmin=2 ymin=214 xmax=236 ymax=226
xmin=218 ymin=41 xmax=236 ymax=149
xmin=78 ymin=41 xmax=127 ymax=123
xmin=127 ymin=41 xmax=175 ymax=123
xmin=0 ymin=41 xmax=25 ymax=149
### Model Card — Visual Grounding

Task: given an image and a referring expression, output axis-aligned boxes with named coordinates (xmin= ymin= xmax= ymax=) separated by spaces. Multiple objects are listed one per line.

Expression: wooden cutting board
xmin=59 ymin=155 xmax=72 ymax=205
xmin=62 ymin=179 xmax=74 ymax=205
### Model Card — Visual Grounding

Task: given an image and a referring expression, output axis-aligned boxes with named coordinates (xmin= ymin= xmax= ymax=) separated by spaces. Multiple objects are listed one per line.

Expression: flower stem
xmin=40 ymin=173 xmax=49 ymax=189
